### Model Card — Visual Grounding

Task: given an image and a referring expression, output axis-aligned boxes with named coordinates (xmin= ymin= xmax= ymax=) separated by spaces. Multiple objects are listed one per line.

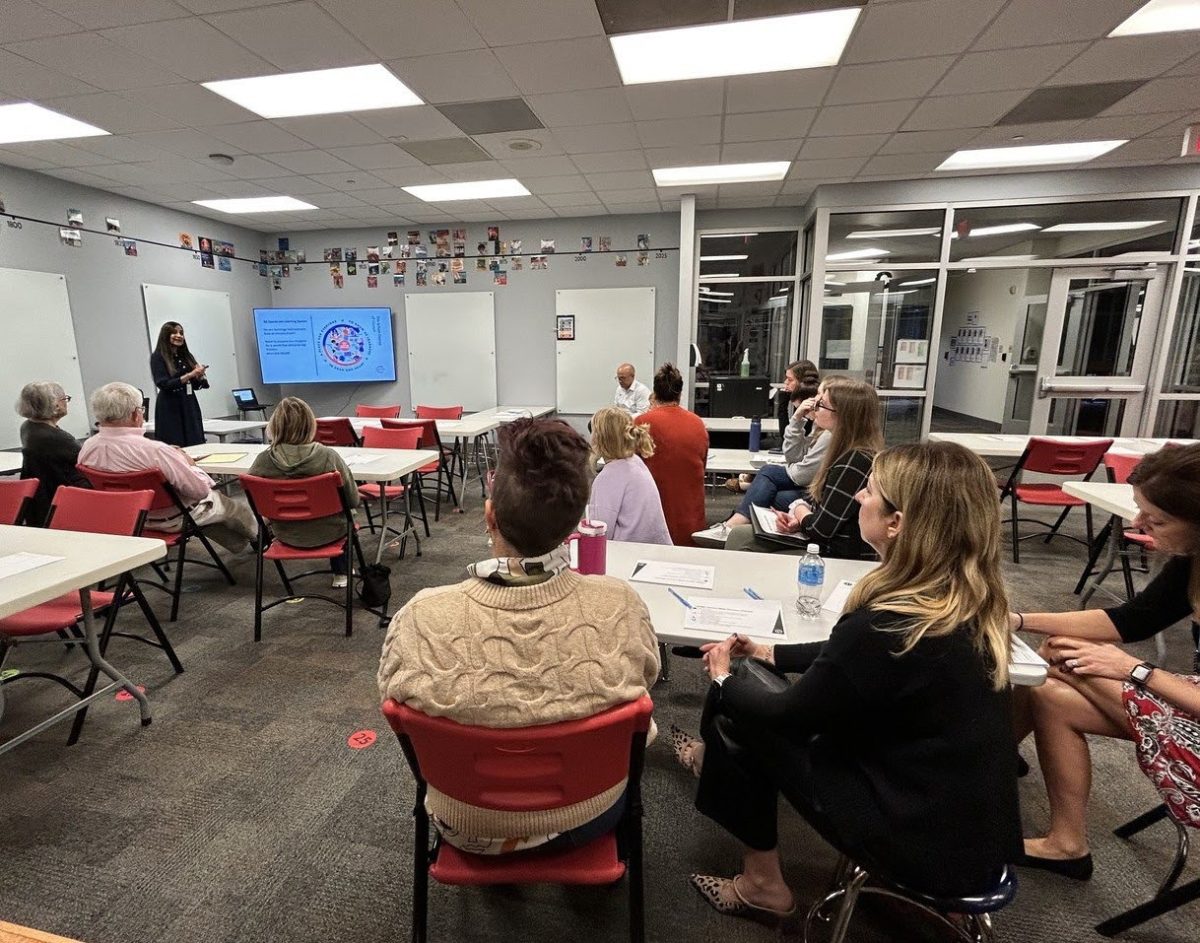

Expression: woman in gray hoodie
xmin=248 ymin=397 xmax=361 ymax=587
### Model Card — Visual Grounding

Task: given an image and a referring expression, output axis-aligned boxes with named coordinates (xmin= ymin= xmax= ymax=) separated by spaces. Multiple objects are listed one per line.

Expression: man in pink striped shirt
xmin=78 ymin=381 xmax=256 ymax=552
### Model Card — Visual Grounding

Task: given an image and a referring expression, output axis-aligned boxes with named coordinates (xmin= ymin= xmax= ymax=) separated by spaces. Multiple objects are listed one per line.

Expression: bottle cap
xmin=579 ymin=520 xmax=607 ymax=537
xmin=807 ymin=543 xmax=820 ymax=554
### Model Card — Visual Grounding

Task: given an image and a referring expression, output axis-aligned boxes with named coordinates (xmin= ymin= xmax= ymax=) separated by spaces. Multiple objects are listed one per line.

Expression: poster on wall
xmin=893 ymin=364 xmax=926 ymax=389
xmin=894 ymin=339 xmax=927 ymax=364
xmin=556 ymin=315 xmax=575 ymax=340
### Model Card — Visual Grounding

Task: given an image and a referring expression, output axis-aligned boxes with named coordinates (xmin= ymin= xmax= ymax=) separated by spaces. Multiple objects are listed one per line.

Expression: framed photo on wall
xmin=557 ymin=314 xmax=575 ymax=341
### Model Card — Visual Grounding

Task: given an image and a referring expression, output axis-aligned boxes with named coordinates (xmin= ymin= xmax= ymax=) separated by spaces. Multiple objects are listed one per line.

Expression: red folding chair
xmin=359 ymin=425 xmax=423 ymax=557
xmin=239 ymin=472 xmax=366 ymax=642
xmin=998 ymin=437 xmax=1112 ymax=563
xmin=382 ymin=695 xmax=653 ymax=943
xmin=414 ymin=404 xmax=464 ymax=420
xmin=355 ymin=404 xmax=402 ymax=419
xmin=0 ymin=478 xmax=38 ymax=525
xmin=0 ymin=486 xmax=181 ymax=746
xmin=78 ymin=465 xmax=235 ymax=621
xmin=382 ymin=418 xmax=457 ymax=523
xmin=315 ymin=417 xmax=360 ymax=447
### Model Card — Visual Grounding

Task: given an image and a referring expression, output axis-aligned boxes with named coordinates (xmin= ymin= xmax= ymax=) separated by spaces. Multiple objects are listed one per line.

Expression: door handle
xmin=1038 ymin=378 xmax=1146 ymax=398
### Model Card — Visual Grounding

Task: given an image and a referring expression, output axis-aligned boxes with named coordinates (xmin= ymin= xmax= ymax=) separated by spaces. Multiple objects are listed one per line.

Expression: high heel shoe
xmin=669 ymin=724 xmax=703 ymax=778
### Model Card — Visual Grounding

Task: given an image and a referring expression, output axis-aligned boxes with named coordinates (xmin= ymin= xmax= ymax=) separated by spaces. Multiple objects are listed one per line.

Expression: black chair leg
xmin=628 ymin=816 xmax=645 ymax=943
xmin=1096 ymin=876 xmax=1200 ymax=937
xmin=1075 ymin=518 xmax=1113 ymax=594
xmin=412 ymin=809 xmax=430 ymax=943
xmin=1115 ymin=804 xmax=1169 ymax=838
xmin=1010 ymin=492 xmax=1020 ymax=564
xmin=170 ymin=539 xmax=186 ymax=622
xmin=1044 ymin=505 xmax=1073 ymax=543
xmin=130 ymin=579 xmax=183 ymax=673
xmin=253 ymin=542 xmax=265 ymax=643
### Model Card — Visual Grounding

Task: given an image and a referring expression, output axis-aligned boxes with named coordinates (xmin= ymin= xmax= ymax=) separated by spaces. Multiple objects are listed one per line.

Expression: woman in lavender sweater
xmin=589 ymin=406 xmax=672 ymax=545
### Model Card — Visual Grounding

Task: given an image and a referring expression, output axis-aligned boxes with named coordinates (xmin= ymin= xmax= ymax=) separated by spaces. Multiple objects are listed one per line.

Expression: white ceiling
xmin=0 ymin=0 xmax=1197 ymax=232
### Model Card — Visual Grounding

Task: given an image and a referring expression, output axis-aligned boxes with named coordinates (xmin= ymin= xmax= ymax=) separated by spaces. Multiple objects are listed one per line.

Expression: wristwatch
xmin=1129 ymin=662 xmax=1156 ymax=687
xmin=712 ymin=673 xmax=731 ymax=687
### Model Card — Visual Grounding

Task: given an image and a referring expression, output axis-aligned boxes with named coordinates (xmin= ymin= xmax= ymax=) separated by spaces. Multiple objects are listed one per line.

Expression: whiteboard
xmin=405 ymin=292 xmax=497 ymax=412
xmin=556 ymin=287 xmax=655 ymax=414
xmin=0 ymin=268 xmax=89 ymax=450
xmin=142 ymin=284 xmax=238 ymax=420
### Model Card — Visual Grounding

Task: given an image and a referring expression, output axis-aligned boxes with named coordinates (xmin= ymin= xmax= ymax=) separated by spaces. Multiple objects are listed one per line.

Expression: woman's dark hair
xmin=652 ymin=363 xmax=684 ymax=404
xmin=1130 ymin=443 xmax=1200 ymax=616
xmin=155 ymin=322 xmax=197 ymax=377
xmin=787 ymin=358 xmax=820 ymax=402
xmin=491 ymin=418 xmax=591 ymax=555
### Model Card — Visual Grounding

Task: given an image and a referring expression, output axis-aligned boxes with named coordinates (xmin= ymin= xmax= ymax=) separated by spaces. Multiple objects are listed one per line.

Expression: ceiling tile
xmin=397 ymin=138 xmax=492 ymax=164
xmin=996 ymin=81 xmax=1146 ymax=124
xmin=305 ymin=171 xmax=391 ymax=190
xmin=353 ymin=106 xmax=464 ymax=141
xmin=585 ymin=170 xmax=654 ymax=189
xmin=932 ymin=44 xmax=1088 ymax=96
xmin=552 ymin=122 xmax=641 ymax=154
xmin=901 ymin=90 xmax=1027 ymax=131
xmin=825 ymin=57 xmax=955 ymax=106
xmin=553 ymin=206 xmax=612 ymax=217
xmin=1168 ymin=52 xmax=1200 ymax=76
xmin=493 ymin=38 xmax=622 ymax=94
xmin=457 ymin=0 xmax=604 ymax=46
xmin=244 ymin=174 xmax=336 ymax=195
xmin=809 ymin=101 xmax=917 ymax=137
xmin=324 ymin=143 xmax=423 ymax=170
xmin=126 ymin=127 xmax=248 ymax=160
xmin=798 ymin=134 xmax=888 ymax=159
xmin=207 ymin=120 xmax=313 ymax=152
xmin=716 ymin=196 xmax=778 ymax=208
xmin=523 ymin=174 xmax=591 ymax=194
xmin=386 ymin=50 xmax=520 ymax=105
xmin=875 ymin=127 xmax=978 ymax=154
xmin=273 ymin=115 xmax=385 ymax=147
xmin=1101 ymin=76 xmax=1200 ymax=116
xmin=342 ymin=187 xmax=419 ymax=206
xmin=636 ymin=116 xmax=721 ymax=147
xmin=1088 ymin=136 xmax=1184 ymax=165
xmin=725 ymin=69 xmax=834 ymax=114
xmin=724 ymin=109 xmax=816 ymax=143
xmin=203 ymin=1 xmax=374 ymax=70
xmin=120 ymin=83 xmax=258 ymax=125
xmin=262 ymin=150 xmax=359 ymax=174
xmin=70 ymin=135 xmax=174 ymax=162
xmin=0 ymin=2 xmax=86 ymax=41
xmin=99 ymin=17 xmax=276 ymax=82
xmin=624 ymin=78 xmax=725 ymax=120
xmin=224 ymin=154 xmax=296 ymax=179
xmin=787 ymin=156 xmax=868 ymax=179
xmin=204 ymin=177 xmax=288 ymax=197
xmin=5 ymin=33 xmax=185 ymax=91
xmin=716 ymin=181 xmax=783 ymax=198
xmin=1050 ymin=34 xmax=1200 ymax=85
xmin=860 ymin=152 xmax=948 ymax=176
xmin=34 ymin=0 xmax=192 ymax=28
xmin=433 ymin=159 xmax=509 ymax=180
xmin=539 ymin=191 xmax=602 ymax=207
xmin=843 ymin=0 xmax=1005 ymax=62
xmin=972 ymin=0 xmax=1146 ymax=49
xmin=0 ymin=150 xmax=59 ymax=171
xmin=437 ymin=99 xmax=544 ymax=135
xmin=40 ymin=91 xmax=181 ymax=133
xmin=0 ymin=49 xmax=99 ymax=98
xmin=304 ymin=191 xmax=367 ymax=208
xmin=643 ymin=144 xmax=722 ymax=166
xmin=0 ymin=140 xmax=113 ymax=167
xmin=497 ymin=154 xmax=580 ymax=177
xmin=315 ymin=0 xmax=485 ymax=58
xmin=527 ymin=88 xmax=633 ymax=127
xmin=570 ymin=151 xmax=647 ymax=173
xmin=719 ymin=140 xmax=801 ymax=162
xmin=369 ymin=166 xmax=452 ymax=186
xmin=597 ymin=187 xmax=658 ymax=202
xmin=966 ymin=120 xmax=1082 ymax=146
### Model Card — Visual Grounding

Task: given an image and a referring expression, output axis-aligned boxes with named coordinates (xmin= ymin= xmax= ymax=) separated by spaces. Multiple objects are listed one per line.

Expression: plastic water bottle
xmin=748 ymin=416 xmax=762 ymax=452
xmin=796 ymin=544 xmax=824 ymax=619
xmin=739 ymin=348 xmax=751 ymax=377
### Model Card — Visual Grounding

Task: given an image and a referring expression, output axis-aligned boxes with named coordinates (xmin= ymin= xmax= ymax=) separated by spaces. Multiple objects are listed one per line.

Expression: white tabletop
xmin=469 ymin=405 xmax=556 ymax=421
xmin=184 ymin=444 xmax=438 ymax=482
xmin=607 ymin=540 xmax=1046 ymax=686
xmin=706 ymin=449 xmax=783 ymax=474
xmin=0 ymin=454 xmax=20 ymax=476
xmin=144 ymin=418 xmax=268 ymax=438
xmin=927 ymin=432 xmax=1195 ymax=459
xmin=0 ymin=525 xmax=166 ymax=619
xmin=703 ymin=417 xmax=754 ymax=433
xmin=1063 ymin=481 xmax=1138 ymax=520
xmin=324 ymin=415 xmax=501 ymax=439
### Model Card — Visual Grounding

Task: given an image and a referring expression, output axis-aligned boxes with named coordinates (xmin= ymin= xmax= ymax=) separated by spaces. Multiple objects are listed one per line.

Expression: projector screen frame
xmin=252 ymin=305 xmax=398 ymax=385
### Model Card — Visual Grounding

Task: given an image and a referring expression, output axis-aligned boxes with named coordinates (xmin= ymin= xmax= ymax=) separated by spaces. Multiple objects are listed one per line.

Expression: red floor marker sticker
xmin=115 ymin=685 xmax=147 ymax=701
xmin=347 ymin=729 xmax=377 ymax=750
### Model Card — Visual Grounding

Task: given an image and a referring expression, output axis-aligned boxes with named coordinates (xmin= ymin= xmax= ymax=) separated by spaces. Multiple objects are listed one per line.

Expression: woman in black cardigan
xmin=16 ymin=381 xmax=90 ymax=525
xmin=150 ymin=321 xmax=208 ymax=447
xmin=674 ymin=441 xmax=1021 ymax=920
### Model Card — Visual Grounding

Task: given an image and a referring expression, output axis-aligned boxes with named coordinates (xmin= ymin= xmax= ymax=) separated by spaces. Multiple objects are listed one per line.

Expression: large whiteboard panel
xmin=0 ymin=268 xmax=88 ymax=450
xmin=406 ymin=292 xmax=497 ymax=411
xmin=143 ymin=284 xmax=238 ymax=419
xmin=556 ymin=287 xmax=655 ymax=414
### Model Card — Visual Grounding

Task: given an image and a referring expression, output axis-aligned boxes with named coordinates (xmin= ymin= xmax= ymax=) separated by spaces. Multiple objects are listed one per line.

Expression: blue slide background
xmin=253 ymin=307 xmax=397 ymax=383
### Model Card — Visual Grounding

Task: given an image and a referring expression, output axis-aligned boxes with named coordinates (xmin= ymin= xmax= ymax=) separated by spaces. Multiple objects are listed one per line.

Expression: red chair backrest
xmin=239 ymin=472 xmax=345 ymax=522
xmin=1022 ymin=437 xmax=1113 ymax=477
xmin=1104 ymin=452 xmax=1142 ymax=484
xmin=355 ymin=404 xmax=402 ymax=419
xmin=382 ymin=418 xmax=440 ymax=452
xmin=361 ymin=425 xmax=421 ymax=450
xmin=0 ymin=478 xmax=38 ymax=525
xmin=415 ymin=404 xmax=464 ymax=420
xmin=47 ymin=486 xmax=153 ymax=537
xmin=77 ymin=464 xmax=177 ymax=512
xmin=315 ymin=418 xmax=359 ymax=447
xmin=382 ymin=696 xmax=653 ymax=811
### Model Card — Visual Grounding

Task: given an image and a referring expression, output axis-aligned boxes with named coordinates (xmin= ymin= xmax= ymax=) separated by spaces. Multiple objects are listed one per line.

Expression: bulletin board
xmin=555 ymin=287 xmax=655 ymax=414
xmin=405 ymin=291 xmax=497 ymax=412
xmin=142 ymin=284 xmax=238 ymax=419
xmin=0 ymin=267 xmax=89 ymax=450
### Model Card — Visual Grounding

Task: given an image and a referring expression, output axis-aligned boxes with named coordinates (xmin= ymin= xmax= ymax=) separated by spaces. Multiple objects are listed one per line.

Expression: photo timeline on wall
xmin=253 ymin=306 xmax=397 ymax=384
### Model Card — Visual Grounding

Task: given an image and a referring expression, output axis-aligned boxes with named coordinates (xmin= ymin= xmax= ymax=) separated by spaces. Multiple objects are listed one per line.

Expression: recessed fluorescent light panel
xmin=1042 ymin=220 xmax=1164 ymax=232
xmin=846 ymin=227 xmax=941 ymax=239
xmin=699 ymin=289 xmax=735 ymax=296
xmin=0 ymin=103 xmax=109 ymax=144
xmin=698 ymin=273 xmax=740 ymax=279
xmin=402 ymin=179 xmax=531 ymax=202
xmin=961 ymin=254 xmax=1039 ymax=263
xmin=937 ymin=141 xmax=1126 ymax=171
xmin=701 ymin=232 xmax=760 ymax=239
xmin=826 ymin=248 xmax=891 ymax=261
xmin=899 ymin=277 xmax=937 ymax=287
xmin=700 ymin=297 xmax=733 ymax=304
xmin=610 ymin=8 xmax=861 ymax=85
xmin=700 ymin=254 xmax=748 ymax=261
xmin=955 ymin=223 xmax=1042 ymax=238
xmin=654 ymin=162 xmax=790 ymax=187
xmin=1110 ymin=0 xmax=1200 ymax=35
xmin=192 ymin=197 xmax=317 ymax=213
xmin=203 ymin=64 xmax=421 ymax=119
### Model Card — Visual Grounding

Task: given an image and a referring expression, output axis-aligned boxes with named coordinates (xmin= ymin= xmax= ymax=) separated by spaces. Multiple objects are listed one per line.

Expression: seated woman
xmin=589 ymin=405 xmax=671 ymax=545
xmin=674 ymin=441 xmax=1022 ymax=919
xmin=724 ymin=360 xmax=821 ymax=494
xmin=16 ymin=381 xmax=89 ymax=525
xmin=695 ymin=380 xmax=881 ymax=560
xmin=1015 ymin=443 xmax=1200 ymax=880
xmin=377 ymin=418 xmax=660 ymax=855
xmin=247 ymin=397 xmax=361 ymax=588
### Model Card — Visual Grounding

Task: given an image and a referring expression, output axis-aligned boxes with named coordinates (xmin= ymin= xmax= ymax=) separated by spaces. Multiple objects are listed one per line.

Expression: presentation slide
xmin=253 ymin=307 xmax=397 ymax=384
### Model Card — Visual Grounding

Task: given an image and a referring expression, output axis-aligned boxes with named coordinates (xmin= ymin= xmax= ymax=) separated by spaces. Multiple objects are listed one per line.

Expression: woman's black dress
xmin=150 ymin=350 xmax=207 ymax=447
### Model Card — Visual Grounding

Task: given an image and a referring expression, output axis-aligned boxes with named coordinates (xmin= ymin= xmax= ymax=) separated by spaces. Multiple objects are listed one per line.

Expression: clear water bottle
xmin=796 ymin=543 xmax=824 ymax=619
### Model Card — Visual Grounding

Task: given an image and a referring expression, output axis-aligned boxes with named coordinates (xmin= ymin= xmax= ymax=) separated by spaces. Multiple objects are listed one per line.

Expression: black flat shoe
xmin=1017 ymin=851 xmax=1093 ymax=880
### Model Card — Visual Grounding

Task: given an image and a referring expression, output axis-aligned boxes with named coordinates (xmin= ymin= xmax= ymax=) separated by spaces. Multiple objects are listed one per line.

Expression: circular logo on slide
xmin=320 ymin=320 xmax=370 ymax=370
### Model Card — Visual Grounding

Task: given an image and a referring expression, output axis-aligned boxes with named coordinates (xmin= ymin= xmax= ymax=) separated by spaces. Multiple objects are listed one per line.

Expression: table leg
xmin=456 ymin=437 xmax=469 ymax=512
xmin=1079 ymin=514 xmax=1121 ymax=608
xmin=375 ymin=479 xmax=392 ymax=564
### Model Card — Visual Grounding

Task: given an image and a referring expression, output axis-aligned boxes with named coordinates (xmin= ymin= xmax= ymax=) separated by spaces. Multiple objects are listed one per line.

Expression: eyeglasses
xmin=58 ymin=394 xmax=71 ymax=402
xmin=814 ymin=399 xmax=836 ymax=413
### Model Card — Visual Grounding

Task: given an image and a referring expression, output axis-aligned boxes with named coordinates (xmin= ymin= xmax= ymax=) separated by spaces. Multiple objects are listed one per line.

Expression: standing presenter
xmin=150 ymin=321 xmax=208 ymax=447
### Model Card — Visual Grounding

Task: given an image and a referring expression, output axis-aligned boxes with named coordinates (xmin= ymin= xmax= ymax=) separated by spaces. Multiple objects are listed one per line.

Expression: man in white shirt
xmin=613 ymin=363 xmax=651 ymax=416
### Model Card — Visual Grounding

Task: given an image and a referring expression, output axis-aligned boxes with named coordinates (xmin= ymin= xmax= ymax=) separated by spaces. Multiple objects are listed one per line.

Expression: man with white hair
xmin=613 ymin=362 xmax=650 ymax=416
xmin=77 ymin=381 xmax=256 ymax=552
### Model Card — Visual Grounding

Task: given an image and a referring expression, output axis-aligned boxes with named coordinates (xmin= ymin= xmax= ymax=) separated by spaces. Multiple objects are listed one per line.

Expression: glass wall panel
xmin=948 ymin=198 xmax=1183 ymax=262
xmin=1047 ymin=397 xmax=1128 ymax=437
xmin=881 ymin=396 xmax=922 ymax=444
xmin=1163 ymin=270 xmax=1200 ymax=393
xmin=826 ymin=209 xmax=945 ymax=265
xmin=699 ymin=230 xmax=797 ymax=279
xmin=1154 ymin=399 xmax=1200 ymax=438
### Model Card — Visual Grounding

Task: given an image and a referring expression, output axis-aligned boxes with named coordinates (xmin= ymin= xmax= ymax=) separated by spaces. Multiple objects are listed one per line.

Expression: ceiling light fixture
xmin=937 ymin=141 xmax=1126 ymax=171
xmin=699 ymin=288 xmax=735 ymax=296
xmin=825 ymin=248 xmax=891 ymax=261
xmin=204 ymin=64 xmax=422 ymax=119
xmin=402 ymin=178 xmax=531 ymax=202
xmin=959 ymin=254 xmax=1039 ymax=263
xmin=700 ymin=297 xmax=733 ymax=304
xmin=0 ymin=102 xmax=109 ymax=145
xmin=701 ymin=232 xmax=760 ymax=239
xmin=1042 ymin=220 xmax=1165 ymax=232
xmin=610 ymin=8 xmax=861 ymax=85
xmin=699 ymin=273 xmax=741 ymax=279
xmin=192 ymin=196 xmax=317 ymax=213
xmin=653 ymin=162 xmax=790 ymax=187
xmin=952 ymin=222 xmax=1042 ymax=238
xmin=845 ymin=227 xmax=941 ymax=239
xmin=899 ymin=277 xmax=937 ymax=287
xmin=1110 ymin=0 xmax=1200 ymax=35
xmin=700 ymin=254 xmax=749 ymax=261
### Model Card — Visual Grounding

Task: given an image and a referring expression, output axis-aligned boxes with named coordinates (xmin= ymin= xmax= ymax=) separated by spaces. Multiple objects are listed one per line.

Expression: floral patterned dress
xmin=1123 ymin=676 xmax=1200 ymax=828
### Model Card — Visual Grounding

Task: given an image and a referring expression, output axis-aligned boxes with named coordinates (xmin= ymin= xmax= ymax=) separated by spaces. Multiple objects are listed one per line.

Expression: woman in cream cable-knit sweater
xmin=378 ymin=417 xmax=660 ymax=855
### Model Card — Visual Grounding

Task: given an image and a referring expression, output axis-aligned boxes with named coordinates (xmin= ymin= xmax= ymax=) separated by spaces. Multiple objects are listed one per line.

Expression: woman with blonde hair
xmin=589 ymin=405 xmax=671 ymax=545
xmin=675 ymin=441 xmax=1021 ymax=921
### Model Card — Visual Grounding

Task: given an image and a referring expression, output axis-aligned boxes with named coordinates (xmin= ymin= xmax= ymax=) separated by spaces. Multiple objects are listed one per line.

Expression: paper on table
xmin=194 ymin=452 xmax=247 ymax=464
xmin=683 ymin=598 xmax=785 ymax=638
xmin=630 ymin=560 xmax=715 ymax=590
xmin=1010 ymin=634 xmax=1046 ymax=667
xmin=822 ymin=578 xmax=856 ymax=614
xmin=341 ymin=453 xmax=383 ymax=467
xmin=0 ymin=551 xmax=65 ymax=580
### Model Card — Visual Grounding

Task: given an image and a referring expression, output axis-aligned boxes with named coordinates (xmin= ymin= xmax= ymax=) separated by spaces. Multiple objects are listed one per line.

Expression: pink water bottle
xmin=567 ymin=519 xmax=607 ymax=575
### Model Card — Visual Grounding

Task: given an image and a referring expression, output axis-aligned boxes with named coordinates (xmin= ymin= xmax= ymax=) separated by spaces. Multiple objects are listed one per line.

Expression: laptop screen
xmin=233 ymin=389 xmax=256 ymax=405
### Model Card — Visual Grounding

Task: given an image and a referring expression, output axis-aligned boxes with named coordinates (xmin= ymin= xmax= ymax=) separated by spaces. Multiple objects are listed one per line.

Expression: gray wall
xmin=0 ymin=163 xmax=268 ymax=422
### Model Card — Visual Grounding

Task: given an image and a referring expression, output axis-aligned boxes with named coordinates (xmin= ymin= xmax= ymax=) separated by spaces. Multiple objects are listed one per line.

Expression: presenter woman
xmin=150 ymin=321 xmax=208 ymax=447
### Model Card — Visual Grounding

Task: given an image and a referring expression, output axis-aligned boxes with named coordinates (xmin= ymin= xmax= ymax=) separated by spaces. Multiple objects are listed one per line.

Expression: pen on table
xmin=743 ymin=587 xmax=763 ymax=600
xmin=667 ymin=587 xmax=693 ymax=609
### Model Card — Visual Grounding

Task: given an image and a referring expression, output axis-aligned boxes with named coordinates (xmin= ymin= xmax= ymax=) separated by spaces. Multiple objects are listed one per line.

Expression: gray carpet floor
xmin=0 ymin=482 xmax=1196 ymax=943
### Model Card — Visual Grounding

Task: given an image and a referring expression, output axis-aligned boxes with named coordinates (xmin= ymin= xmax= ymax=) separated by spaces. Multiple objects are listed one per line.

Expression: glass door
xmin=1028 ymin=266 xmax=1168 ymax=437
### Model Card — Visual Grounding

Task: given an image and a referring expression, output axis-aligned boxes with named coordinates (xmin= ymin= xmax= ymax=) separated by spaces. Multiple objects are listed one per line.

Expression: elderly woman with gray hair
xmin=15 ymin=381 xmax=89 ymax=525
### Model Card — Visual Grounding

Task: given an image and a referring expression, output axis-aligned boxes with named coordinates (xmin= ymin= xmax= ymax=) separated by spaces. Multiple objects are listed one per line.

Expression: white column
xmin=676 ymin=193 xmax=697 ymax=408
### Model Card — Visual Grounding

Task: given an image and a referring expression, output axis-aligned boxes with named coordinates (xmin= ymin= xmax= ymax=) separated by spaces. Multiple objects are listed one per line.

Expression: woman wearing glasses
xmin=15 ymin=381 xmax=89 ymax=525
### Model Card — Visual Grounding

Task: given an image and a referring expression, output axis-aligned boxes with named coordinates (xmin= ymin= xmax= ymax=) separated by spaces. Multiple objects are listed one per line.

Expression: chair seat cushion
xmin=430 ymin=832 xmax=624 ymax=886
xmin=263 ymin=538 xmax=347 ymax=560
xmin=882 ymin=865 xmax=1017 ymax=915
xmin=0 ymin=590 xmax=117 ymax=636
xmin=141 ymin=529 xmax=182 ymax=546
xmin=418 ymin=462 xmax=439 ymax=475
xmin=358 ymin=483 xmax=405 ymax=499
xmin=1014 ymin=483 xmax=1085 ymax=506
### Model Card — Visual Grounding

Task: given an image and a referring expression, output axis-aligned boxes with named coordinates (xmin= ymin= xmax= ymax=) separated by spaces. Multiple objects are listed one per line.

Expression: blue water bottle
xmin=748 ymin=415 xmax=762 ymax=453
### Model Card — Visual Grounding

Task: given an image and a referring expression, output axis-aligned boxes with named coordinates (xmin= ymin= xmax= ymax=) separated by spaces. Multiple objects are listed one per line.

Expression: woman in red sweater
xmin=634 ymin=363 xmax=709 ymax=546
